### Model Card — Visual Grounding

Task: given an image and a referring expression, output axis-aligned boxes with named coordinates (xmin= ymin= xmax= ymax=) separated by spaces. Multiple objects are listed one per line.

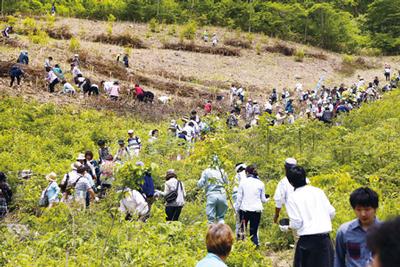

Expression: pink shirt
xmin=110 ymin=85 xmax=120 ymax=97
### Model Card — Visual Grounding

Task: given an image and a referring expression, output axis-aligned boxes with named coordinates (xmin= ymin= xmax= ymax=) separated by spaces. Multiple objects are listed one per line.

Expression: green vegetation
xmin=0 ymin=88 xmax=399 ymax=265
xmin=2 ymin=0 xmax=400 ymax=54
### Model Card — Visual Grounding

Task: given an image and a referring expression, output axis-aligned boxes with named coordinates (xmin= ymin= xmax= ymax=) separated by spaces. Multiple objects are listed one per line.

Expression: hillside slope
xmin=0 ymin=87 xmax=399 ymax=266
xmin=1 ymin=16 xmax=399 ymax=119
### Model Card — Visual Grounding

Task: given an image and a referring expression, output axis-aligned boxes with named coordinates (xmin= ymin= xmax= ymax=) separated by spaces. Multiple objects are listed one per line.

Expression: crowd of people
xmin=227 ymin=69 xmax=400 ymax=128
xmin=2 ymin=27 xmax=400 ymax=267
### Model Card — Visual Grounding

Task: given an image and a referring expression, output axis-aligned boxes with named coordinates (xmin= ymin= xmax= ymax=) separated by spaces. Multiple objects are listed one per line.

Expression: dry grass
xmin=305 ymin=51 xmax=328 ymax=60
xmin=224 ymin=38 xmax=252 ymax=49
xmin=265 ymin=43 xmax=295 ymax=56
xmin=163 ymin=42 xmax=241 ymax=57
xmin=0 ymin=61 xmax=46 ymax=87
xmin=338 ymin=56 xmax=379 ymax=76
xmin=0 ymin=38 xmax=26 ymax=48
xmin=45 ymin=25 xmax=73 ymax=40
xmin=93 ymin=33 xmax=147 ymax=49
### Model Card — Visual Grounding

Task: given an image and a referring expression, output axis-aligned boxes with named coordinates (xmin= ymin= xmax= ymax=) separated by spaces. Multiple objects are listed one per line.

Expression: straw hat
xmin=46 ymin=172 xmax=57 ymax=181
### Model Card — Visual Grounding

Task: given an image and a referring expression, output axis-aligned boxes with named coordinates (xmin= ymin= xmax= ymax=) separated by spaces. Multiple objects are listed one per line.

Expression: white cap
xmin=76 ymin=153 xmax=85 ymax=161
xmin=285 ymin=158 xmax=297 ymax=166
xmin=235 ymin=163 xmax=247 ymax=173
xmin=128 ymin=129 xmax=134 ymax=134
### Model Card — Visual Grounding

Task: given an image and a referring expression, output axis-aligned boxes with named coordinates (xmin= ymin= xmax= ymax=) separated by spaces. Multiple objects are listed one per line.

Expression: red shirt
xmin=135 ymin=86 xmax=144 ymax=96
xmin=204 ymin=103 xmax=212 ymax=113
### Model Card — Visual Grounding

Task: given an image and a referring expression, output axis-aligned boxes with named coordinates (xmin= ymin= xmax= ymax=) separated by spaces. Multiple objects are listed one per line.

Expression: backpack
xmin=39 ymin=182 xmax=52 ymax=207
xmin=141 ymin=172 xmax=155 ymax=198
xmin=59 ymin=174 xmax=70 ymax=193
xmin=165 ymin=180 xmax=182 ymax=204
xmin=0 ymin=182 xmax=12 ymax=204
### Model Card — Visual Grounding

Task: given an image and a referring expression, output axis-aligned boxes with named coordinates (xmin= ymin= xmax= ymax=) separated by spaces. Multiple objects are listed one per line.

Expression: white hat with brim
xmin=285 ymin=158 xmax=297 ymax=166
xmin=71 ymin=162 xmax=82 ymax=170
xmin=128 ymin=129 xmax=134 ymax=134
xmin=76 ymin=153 xmax=85 ymax=161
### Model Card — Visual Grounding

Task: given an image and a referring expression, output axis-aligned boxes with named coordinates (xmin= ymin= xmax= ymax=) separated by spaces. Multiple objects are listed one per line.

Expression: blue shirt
xmin=334 ymin=218 xmax=380 ymax=267
xmin=196 ymin=253 xmax=227 ymax=267
xmin=46 ymin=181 xmax=60 ymax=202
xmin=197 ymin=168 xmax=228 ymax=197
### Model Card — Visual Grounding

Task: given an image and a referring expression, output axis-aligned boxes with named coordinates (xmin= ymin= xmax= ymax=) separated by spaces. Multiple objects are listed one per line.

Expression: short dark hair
xmin=206 ymin=223 xmax=234 ymax=258
xmin=287 ymin=166 xmax=307 ymax=189
xmin=0 ymin=172 xmax=6 ymax=182
xmin=245 ymin=165 xmax=258 ymax=177
xmin=367 ymin=216 xmax=400 ymax=267
xmin=350 ymin=187 xmax=379 ymax=209
xmin=85 ymin=150 xmax=94 ymax=160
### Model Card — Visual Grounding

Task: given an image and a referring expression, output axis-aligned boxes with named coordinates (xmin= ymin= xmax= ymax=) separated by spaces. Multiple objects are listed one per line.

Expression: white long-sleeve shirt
xmin=273 ymin=177 xmax=310 ymax=209
xmin=119 ymin=189 xmax=149 ymax=216
xmin=286 ymin=185 xmax=335 ymax=236
xmin=236 ymin=175 xmax=268 ymax=212
xmin=159 ymin=178 xmax=186 ymax=207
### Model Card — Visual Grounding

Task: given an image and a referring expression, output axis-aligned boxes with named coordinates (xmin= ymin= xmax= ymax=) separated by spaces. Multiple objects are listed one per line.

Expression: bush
xmin=28 ymin=30 xmax=49 ymax=45
xmin=358 ymin=47 xmax=382 ymax=57
xmin=180 ymin=20 xmax=197 ymax=41
xmin=168 ymin=25 xmax=177 ymax=36
xmin=6 ymin=15 xmax=17 ymax=26
xmin=149 ymin=18 xmax=160 ymax=33
xmin=294 ymin=49 xmax=305 ymax=62
xmin=69 ymin=37 xmax=81 ymax=52
xmin=22 ymin=17 xmax=38 ymax=34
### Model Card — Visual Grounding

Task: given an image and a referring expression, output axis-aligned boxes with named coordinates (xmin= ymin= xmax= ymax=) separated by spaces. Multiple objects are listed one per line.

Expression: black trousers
xmin=49 ymin=79 xmax=59 ymax=93
xmin=240 ymin=210 xmax=261 ymax=246
xmin=294 ymin=234 xmax=334 ymax=267
xmin=165 ymin=206 xmax=182 ymax=221
xmin=10 ymin=75 xmax=21 ymax=86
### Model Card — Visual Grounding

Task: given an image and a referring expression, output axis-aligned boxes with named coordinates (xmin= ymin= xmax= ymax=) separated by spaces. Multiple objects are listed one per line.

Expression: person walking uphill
xmin=235 ymin=165 xmax=269 ymax=246
xmin=334 ymin=187 xmax=380 ymax=267
xmin=41 ymin=172 xmax=61 ymax=208
xmin=9 ymin=65 xmax=24 ymax=87
xmin=0 ymin=172 xmax=12 ymax=219
xmin=286 ymin=166 xmax=336 ymax=267
xmin=155 ymin=169 xmax=186 ymax=221
xmin=197 ymin=155 xmax=229 ymax=224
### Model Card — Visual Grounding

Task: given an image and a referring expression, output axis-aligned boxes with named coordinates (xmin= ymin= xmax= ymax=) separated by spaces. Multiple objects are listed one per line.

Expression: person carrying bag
xmin=156 ymin=169 xmax=186 ymax=221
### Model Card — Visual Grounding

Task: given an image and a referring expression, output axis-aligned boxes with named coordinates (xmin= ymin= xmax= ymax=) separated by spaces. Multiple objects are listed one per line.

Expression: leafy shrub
xmin=107 ymin=14 xmax=116 ymax=36
xmin=6 ymin=15 xmax=17 ymax=26
xmin=28 ymin=30 xmax=49 ymax=45
xmin=149 ymin=18 xmax=160 ymax=33
xmin=180 ymin=20 xmax=197 ymax=41
xmin=22 ymin=17 xmax=38 ymax=34
xmin=168 ymin=24 xmax=177 ymax=36
xmin=69 ymin=37 xmax=81 ymax=52
xmin=294 ymin=49 xmax=305 ymax=62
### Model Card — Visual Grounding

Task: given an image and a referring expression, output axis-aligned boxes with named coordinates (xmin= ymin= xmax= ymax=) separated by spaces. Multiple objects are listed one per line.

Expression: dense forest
xmin=2 ymin=0 xmax=400 ymax=54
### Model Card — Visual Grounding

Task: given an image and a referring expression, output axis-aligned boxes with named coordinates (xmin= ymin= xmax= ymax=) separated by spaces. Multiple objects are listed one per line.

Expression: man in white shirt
xmin=286 ymin=166 xmax=335 ymax=267
xmin=273 ymin=158 xmax=298 ymax=224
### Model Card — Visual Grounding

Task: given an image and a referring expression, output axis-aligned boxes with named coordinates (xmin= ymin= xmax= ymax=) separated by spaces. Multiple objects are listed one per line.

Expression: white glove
xmin=279 ymin=225 xmax=290 ymax=233
xmin=94 ymin=197 xmax=100 ymax=202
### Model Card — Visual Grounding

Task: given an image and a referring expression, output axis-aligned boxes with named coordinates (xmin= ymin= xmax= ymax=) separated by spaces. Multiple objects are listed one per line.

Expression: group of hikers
xmin=2 ymin=152 xmax=399 ymax=267
xmin=227 ymin=69 xmax=400 ymax=128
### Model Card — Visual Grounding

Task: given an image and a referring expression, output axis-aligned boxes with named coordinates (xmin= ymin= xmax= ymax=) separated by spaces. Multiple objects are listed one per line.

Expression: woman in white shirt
xmin=119 ymin=188 xmax=149 ymax=222
xmin=46 ymin=67 xmax=59 ymax=93
xmin=235 ymin=165 xmax=269 ymax=246
xmin=156 ymin=169 xmax=186 ymax=221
